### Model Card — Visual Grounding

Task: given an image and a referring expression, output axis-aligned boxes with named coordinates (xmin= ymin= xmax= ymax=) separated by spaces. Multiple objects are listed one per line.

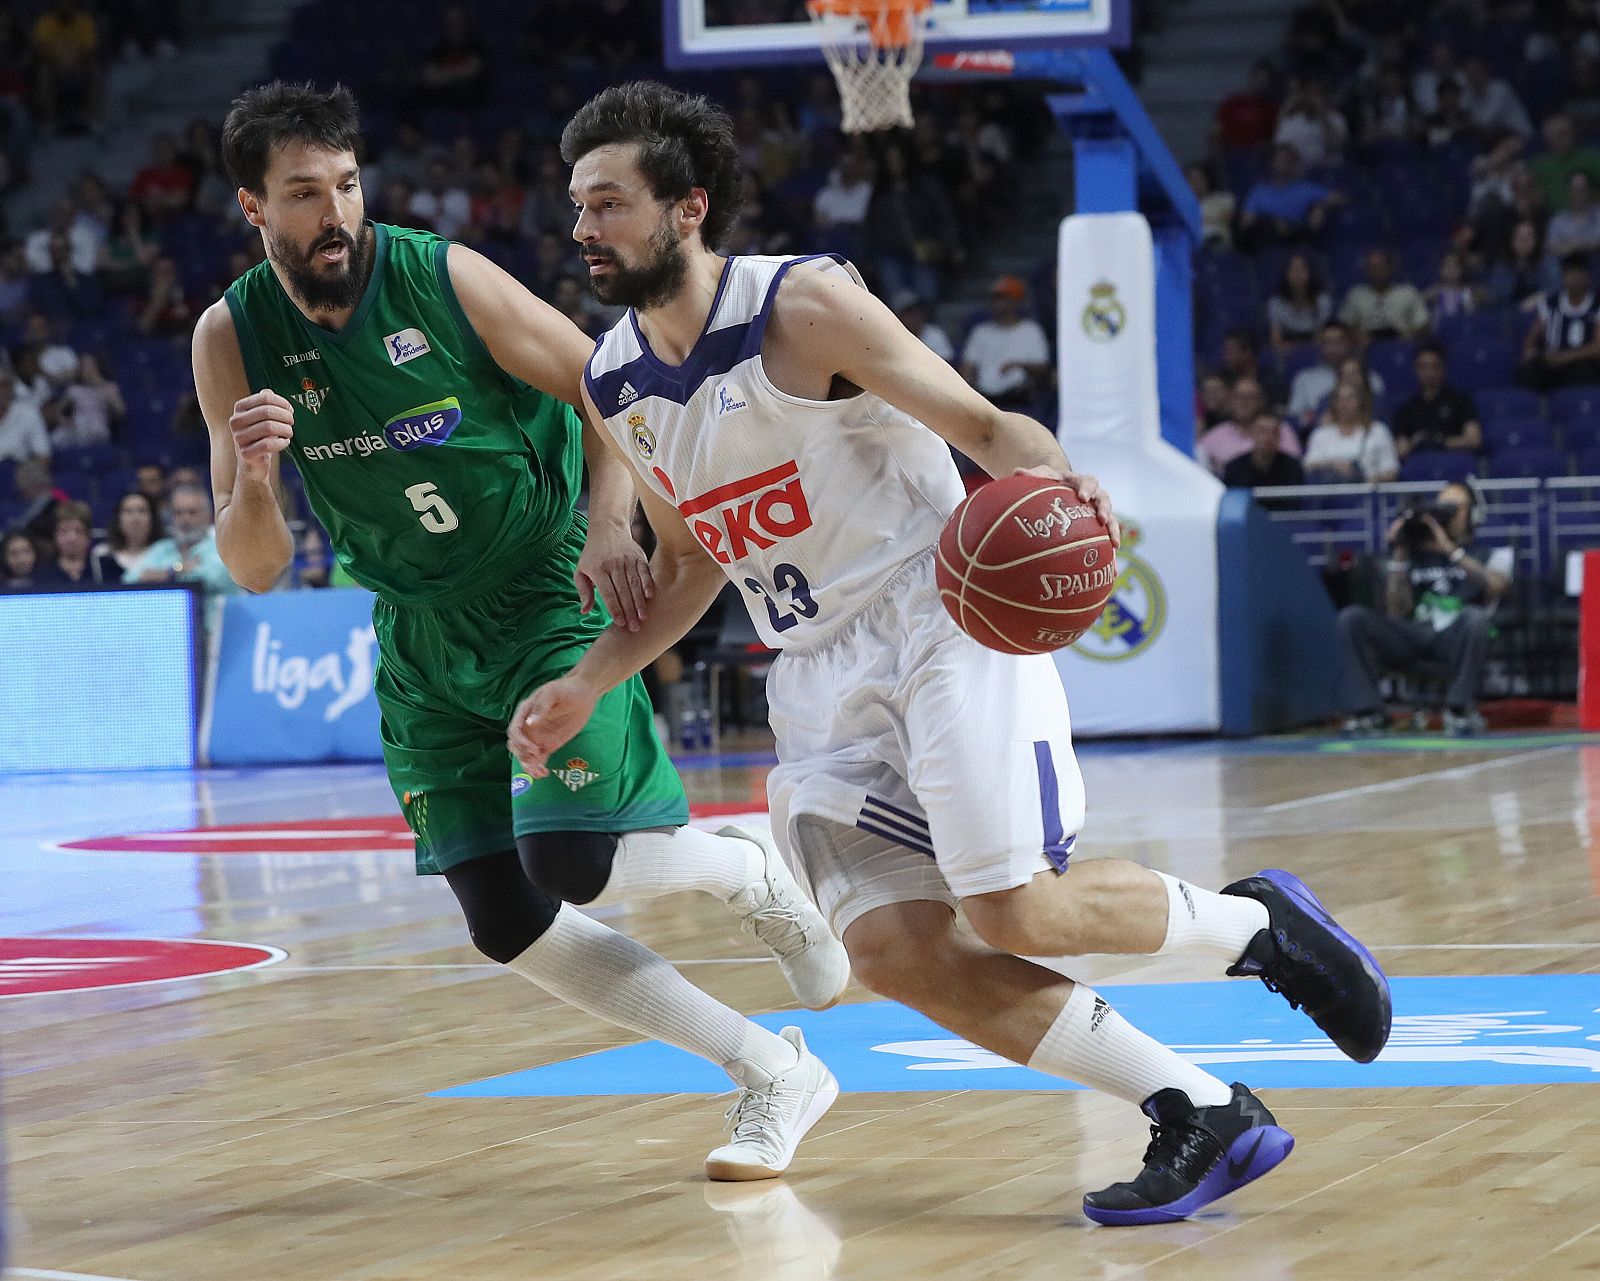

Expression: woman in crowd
xmin=1267 ymin=252 xmax=1333 ymax=350
xmin=2 ymin=530 xmax=39 ymax=589
xmin=91 ymin=490 xmax=163 ymax=582
xmin=1426 ymin=250 xmax=1482 ymax=325
xmin=1304 ymin=381 xmax=1400 ymax=482
xmin=1486 ymin=218 xmax=1560 ymax=308
xmin=44 ymin=501 xmax=101 ymax=585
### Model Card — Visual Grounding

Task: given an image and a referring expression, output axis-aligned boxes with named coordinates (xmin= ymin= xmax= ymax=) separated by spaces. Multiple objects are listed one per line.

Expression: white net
xmin=808 ymin=2 xmax=930 ymax=133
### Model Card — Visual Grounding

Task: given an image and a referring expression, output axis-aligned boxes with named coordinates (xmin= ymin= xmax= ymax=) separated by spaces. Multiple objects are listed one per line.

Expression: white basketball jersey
xmin=586 ymin=254 xmax=966 ymax=650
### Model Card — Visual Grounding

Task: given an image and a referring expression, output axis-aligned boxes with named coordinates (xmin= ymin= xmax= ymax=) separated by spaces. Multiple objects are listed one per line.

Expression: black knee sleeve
xmin=443 ymin=850 xmax=560 ymax=964
xmin=516 ymin=830 xmax=621 ymax=905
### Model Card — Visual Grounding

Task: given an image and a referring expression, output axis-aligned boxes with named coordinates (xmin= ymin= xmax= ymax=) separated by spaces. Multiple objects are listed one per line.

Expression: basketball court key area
xmin=5 ymin=736 xmax=1599 ymax=1281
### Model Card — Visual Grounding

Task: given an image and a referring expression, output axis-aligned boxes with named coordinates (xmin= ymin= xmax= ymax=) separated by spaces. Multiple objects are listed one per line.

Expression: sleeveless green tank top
xmin=225 ymin=223 xmax=581 ymax=605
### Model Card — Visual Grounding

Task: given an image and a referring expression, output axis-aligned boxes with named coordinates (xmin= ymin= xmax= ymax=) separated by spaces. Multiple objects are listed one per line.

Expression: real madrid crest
xmin=1073 ymin=520 xmax=1167 ymax=662
xmin=1081 ymin=280 xmax=1126 ymax=344
xmin=628 ymin=412 xmax=656 ymax=461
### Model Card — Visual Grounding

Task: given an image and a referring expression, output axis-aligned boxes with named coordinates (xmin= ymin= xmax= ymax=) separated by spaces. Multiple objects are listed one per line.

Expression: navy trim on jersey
xmin=1034 ymin=740 xmax=1075 ymax=873
xmin=589 ymin=319 xmax=764 ymax=415
xmin=585 ymin=254 xmax=851 ymax=419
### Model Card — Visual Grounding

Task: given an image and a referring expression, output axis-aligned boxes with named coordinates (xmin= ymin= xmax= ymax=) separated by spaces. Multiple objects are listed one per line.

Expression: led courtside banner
xmin=0 ymin=588 xmax=199 ymax=771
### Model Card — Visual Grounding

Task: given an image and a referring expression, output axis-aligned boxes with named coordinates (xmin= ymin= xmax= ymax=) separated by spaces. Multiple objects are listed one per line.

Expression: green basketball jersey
xmin=224 ymin=223 xmax=582 ymax=604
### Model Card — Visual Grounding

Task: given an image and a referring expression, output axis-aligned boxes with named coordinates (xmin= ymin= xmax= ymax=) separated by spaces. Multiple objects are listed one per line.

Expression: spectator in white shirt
xmin=1288 ymin=319 xmax=1386 ymax=426
xmin=1461 ymin=56 xmax=1532 ymax=139
xmin=1274 ymin=79 xmax=1348 ymax=170
xmin=1304 ymin=382 xmax=1400 ymax=482
xmin=49 ymin=353 xmax=124 ymax=449
xmin=811 ymin=146 xmax=874 ymax=232
xmin=892 ymin=290 xmax=954 ymax=362
xmin=0 ymin=370 xmax=49 ymax=463
xmin=23 ymin=199 xmax=99 ymax=276
xmin=407 ymin=159 xmax=472 ymax=240
xmin=959 ymin=276 xmax=1052 ymax=412
xmin=1411 ymin=41 xmax=1461 ymax=116
xmin=1546 ymin=172 xmax=1600 ymax=259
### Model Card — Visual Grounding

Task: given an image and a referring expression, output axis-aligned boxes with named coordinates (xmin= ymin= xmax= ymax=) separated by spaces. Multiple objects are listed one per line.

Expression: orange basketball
xmin=935 ymin=474 xmax=1118 ymax=655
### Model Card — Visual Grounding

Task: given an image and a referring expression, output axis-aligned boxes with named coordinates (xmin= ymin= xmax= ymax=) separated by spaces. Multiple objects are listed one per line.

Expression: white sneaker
xmin=707 ymin=1027 xmax=840 ymax=1182
xmin=721 ymin=824 xmax=851 ymax=1010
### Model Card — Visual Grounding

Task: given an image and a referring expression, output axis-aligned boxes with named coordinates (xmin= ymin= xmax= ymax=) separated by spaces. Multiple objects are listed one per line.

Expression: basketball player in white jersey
xmin=512 ymin=83 xmax=1392 ymax=1225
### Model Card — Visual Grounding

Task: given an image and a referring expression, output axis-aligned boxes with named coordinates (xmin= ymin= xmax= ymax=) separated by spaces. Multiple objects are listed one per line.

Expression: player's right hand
xmin=230 ymin=389 xmax=295 ymax=482
xmin=508 ymin=676 xmax=600 ymax=777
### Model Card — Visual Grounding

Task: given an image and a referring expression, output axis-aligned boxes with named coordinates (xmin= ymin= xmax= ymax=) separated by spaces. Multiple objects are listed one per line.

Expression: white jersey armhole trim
xmin=748 ymin=255 xmax=874 ymax=412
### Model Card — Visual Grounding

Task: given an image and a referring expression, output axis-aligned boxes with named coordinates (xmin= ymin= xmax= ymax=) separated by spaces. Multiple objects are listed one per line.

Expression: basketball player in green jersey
xmin=191 ymin=82 xmax=845 ymax=1179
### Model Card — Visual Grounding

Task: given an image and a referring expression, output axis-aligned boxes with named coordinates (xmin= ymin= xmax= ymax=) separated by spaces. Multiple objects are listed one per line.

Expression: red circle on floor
xmin=53 ymin=805 xmax=773 ymax=856
xmin=57 ymin=816 xmax=416 ymax=854
xmin=0 ymin=937 xmax=286 ymax=997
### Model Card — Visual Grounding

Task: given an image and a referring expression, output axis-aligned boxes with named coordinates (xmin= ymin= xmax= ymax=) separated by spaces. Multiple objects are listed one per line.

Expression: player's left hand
xmin=509 ymin=676 xmax=600 ymax=776
xmin=576 ymin=524 xmax=654 ymax=631
xmin=1014 ymin=465 xmax=1122 ymax=548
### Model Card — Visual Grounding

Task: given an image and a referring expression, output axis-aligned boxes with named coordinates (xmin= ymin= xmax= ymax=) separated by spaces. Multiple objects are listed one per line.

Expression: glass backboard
xmin=665 ymin=0 xmax=1130 ymax=69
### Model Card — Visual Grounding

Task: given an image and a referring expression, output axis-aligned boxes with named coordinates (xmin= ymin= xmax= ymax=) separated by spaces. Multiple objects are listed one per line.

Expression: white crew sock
xmin=506 ymin=904 xmax=797 ymax=1086
xmin=1027 ymin=981 xmax=1234 ymax=1108
xmin=1153 ymin=871 xmax=1270 ymax=964
xmin=587 ymin=825 xmax=765 ymax=908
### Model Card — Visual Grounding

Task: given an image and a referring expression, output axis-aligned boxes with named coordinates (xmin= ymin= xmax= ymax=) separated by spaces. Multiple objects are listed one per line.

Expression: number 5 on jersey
xmin=406 ymin=481 xmax=460 ymax=534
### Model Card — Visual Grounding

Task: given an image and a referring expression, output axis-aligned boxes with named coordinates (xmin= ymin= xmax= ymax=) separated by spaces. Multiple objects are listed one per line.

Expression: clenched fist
xmin=230 ymin=389 xmax=295 ymax=483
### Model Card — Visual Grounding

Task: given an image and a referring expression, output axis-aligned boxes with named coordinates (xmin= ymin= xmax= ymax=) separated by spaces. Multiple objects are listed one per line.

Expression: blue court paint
xmin=431 ymin=975 xmax=1600 ymax=1098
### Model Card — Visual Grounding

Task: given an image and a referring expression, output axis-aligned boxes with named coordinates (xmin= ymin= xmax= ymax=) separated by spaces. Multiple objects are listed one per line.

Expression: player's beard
xmin=269 ymin=222 xmax=375 ymax=314
xmin=585 ymin=211 xmax=687 ymax=311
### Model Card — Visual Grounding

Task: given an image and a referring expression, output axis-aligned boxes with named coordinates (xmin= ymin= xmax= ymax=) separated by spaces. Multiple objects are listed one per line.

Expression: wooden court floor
xmin=4 ymin=735 xmax=1600 ymax=1281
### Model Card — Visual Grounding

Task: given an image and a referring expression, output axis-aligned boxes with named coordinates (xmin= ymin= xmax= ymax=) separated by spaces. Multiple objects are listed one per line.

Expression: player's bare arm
xmin=767 ymin=266 xmax=1119 ymax=544
xmin=445 ymin=242 xmax=652 ymax=627
xmin=508 ymin=388 xmax=726 ymax=774
xmin=193 ymin=299 xmax=295 ymax=593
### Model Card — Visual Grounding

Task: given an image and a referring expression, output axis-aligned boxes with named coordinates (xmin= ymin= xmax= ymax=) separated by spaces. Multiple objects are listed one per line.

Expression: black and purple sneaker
xmin=1082 ymin=1083 xmax=1293 ymax=1226
xmin=1222 ymin=868 xmax=1392 ymax=1064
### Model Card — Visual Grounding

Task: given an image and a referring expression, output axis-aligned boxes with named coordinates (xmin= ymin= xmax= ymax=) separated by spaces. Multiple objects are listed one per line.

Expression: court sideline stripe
xmin=1255 ymin=746 xmax=1568 ymax=813
xmin=9 ymin=1268 xmax=149 ymax=1281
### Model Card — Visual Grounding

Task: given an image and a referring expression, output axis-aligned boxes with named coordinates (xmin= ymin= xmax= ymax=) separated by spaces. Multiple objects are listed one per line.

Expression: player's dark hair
xmin=221 ymin=81 xmax=362 ymax=195
xmin=560 ymin=81 xmax=743 ymax=252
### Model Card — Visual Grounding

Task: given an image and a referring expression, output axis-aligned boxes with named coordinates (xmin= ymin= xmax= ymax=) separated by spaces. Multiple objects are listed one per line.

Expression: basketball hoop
xmin=806 ymin=0 xmax=933 ymax=133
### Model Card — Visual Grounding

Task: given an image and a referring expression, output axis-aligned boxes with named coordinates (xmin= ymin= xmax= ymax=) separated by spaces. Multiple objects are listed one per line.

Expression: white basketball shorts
xmin=765 ymin=551 xmax=1085 ymax=937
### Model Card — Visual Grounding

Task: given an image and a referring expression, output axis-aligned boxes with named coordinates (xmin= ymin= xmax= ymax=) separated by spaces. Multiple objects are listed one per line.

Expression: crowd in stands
xmin=1193 ymin=0 xmax=1600 ymax=490
xmin=0 ymin=0 xmax=1051 ymax=593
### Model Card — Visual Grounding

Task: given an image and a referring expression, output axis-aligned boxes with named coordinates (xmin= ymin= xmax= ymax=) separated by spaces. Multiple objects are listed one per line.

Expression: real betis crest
xmin=292 ymin=375 xmax=332 ymax=415
xmin=552 ymin=757 xmax=600 ymax=792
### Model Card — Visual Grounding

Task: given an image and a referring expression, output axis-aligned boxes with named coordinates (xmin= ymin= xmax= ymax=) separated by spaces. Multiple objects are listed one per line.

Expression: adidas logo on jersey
xmin=617 ymin=381 xmax=639 ymax=406
xmin=679 ymin=460 xmax=814 ymax=565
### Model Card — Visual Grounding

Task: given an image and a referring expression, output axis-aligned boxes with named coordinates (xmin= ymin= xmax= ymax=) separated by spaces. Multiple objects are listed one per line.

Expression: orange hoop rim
xmin=806 ymin=0 xmax=933 ymax=49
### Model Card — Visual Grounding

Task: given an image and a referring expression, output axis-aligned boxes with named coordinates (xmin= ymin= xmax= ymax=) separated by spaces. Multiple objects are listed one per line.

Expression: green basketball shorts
xmin=372 ymin=521 xmax=688 ymax=875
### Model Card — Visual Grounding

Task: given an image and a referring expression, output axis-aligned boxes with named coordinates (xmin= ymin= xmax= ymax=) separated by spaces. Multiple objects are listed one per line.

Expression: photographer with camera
xmin=1338 ymin=481 xmax=1514 ymax=737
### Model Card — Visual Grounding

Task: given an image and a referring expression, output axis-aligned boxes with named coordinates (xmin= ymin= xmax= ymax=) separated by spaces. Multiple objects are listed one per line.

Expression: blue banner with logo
xmin=203 ymin=589 xmax=382 ymax=765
